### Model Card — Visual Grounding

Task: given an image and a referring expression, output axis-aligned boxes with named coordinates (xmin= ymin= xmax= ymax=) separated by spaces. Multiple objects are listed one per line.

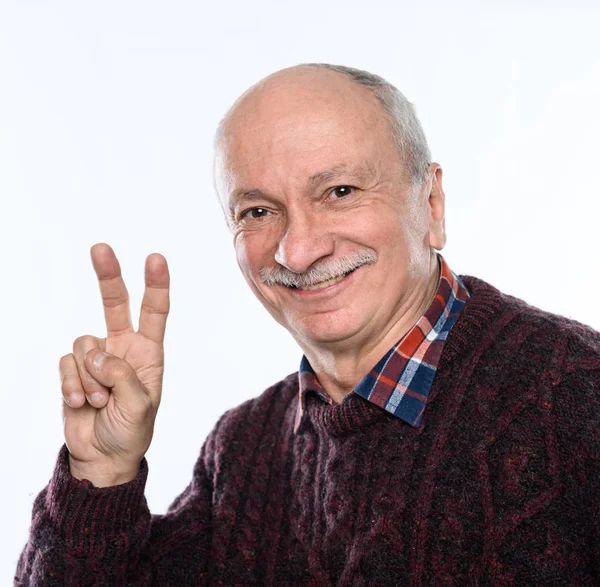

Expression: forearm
xmin=15 ymin=443 xmax=214 ymax=586
xmin=15 ymin=445 xmax=152 ymax=586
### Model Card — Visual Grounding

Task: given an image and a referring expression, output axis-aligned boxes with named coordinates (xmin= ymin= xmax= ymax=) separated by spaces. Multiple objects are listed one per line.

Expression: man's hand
xmin=59 ymin=243 xmax=170 ymax=487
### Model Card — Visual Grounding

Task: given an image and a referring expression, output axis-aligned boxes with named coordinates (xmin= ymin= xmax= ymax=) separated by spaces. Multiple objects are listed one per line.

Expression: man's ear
xmin=427 ymin=163 xmax=446 ymax=250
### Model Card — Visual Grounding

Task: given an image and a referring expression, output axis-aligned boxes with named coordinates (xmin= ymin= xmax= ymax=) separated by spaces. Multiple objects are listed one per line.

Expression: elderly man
xmin=16 ymin=64 xmax=600 ymax=586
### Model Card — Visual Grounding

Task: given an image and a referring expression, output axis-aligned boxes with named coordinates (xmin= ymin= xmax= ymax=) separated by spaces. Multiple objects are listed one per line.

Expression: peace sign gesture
xmin=60 ymin=243 xmax=170 ymax=487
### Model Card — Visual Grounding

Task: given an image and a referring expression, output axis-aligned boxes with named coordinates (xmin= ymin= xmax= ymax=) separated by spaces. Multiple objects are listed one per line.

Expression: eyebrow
xmin=228 ymin=189 xmax=270 ymax=214
xmin=307 ymin=163 xmax=378 ymax=186
xmin=229 ymin=163 xmax=378 ymax=212
xmin=308 ymin=164 xmax=354 ymax=185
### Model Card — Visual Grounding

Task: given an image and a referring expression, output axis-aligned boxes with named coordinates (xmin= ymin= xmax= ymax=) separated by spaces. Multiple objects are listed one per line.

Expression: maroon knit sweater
xmin=15 ymin=275 xmax=600 ymax=586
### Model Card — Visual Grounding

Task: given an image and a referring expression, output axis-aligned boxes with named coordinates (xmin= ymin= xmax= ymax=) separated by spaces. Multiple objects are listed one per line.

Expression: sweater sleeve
xmin=14 ymin=433 xmax=216 ymax=586
xmin=555 ymin=333 xmax=600 ymax=581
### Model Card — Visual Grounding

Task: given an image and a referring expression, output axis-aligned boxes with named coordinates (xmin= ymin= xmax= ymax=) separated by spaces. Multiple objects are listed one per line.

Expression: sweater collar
xmin=294 ymin=253 xmax=470 ymax=434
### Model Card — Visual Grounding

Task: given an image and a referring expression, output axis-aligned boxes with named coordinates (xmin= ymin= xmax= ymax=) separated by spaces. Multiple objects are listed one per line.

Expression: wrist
xmin=68 ymin=454 xmax=140 ymax=487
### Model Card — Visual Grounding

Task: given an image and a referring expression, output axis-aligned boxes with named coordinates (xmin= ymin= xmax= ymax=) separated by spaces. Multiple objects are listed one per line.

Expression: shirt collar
xmin=294 ymin=253 xmax=470 ymax=433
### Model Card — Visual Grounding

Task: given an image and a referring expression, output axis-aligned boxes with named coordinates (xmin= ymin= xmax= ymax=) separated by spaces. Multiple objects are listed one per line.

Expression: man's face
xmin=216 ymin=68 xmax=441 ymax=350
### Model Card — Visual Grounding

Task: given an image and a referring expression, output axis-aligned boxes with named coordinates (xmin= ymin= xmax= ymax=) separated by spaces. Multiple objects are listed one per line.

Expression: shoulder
xmin=461 ymin=274 xmax=600 ymax=450
xmin=459 ymin=274 xmax=600 ymax=363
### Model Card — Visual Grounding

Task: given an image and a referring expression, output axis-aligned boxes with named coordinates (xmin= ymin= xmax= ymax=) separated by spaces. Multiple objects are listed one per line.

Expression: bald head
xmin=218 ymin=65 xmax=383 ymax=141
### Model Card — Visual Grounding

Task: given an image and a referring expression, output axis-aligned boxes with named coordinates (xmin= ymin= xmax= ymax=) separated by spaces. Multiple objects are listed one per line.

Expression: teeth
xmin=298 ymin=273 xmax=347 ymax=291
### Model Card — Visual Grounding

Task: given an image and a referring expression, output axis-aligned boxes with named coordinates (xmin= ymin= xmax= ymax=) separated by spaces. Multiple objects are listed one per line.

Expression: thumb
xmin=85 ymin=350 xmax=148 ymax=404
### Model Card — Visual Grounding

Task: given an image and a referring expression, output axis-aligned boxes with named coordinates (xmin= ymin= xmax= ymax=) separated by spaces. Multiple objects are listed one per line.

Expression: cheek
xmin=233 ymin=235 xmax=250 ymax=274
xmin=341 ymin=205 xmax=409 ymax=249
xmin=374 ymin=199 xmax=427 ymax=248
xmin=234 ymin=232 xmax=275 ymax=280
xmin=234 ymin=236 xmax=270 ymax=304
xmin=233 ymin=236 xmax=259 ymax=291
xmin=234 ymin=232 xmax=287 ymax=322
xmin=339 ymin=203 xmax=428 ymax=287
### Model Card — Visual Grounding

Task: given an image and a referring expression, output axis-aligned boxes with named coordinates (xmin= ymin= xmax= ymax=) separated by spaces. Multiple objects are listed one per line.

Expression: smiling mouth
xmin=292 ymin=269 xmax=356 ymax=291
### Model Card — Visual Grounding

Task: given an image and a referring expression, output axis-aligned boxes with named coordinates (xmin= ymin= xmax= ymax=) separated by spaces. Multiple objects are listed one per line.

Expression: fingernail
xmin=90 ymin=392 xmax=105 ymax=404
xmin=93 ymin=351 xmax=107 ymax=370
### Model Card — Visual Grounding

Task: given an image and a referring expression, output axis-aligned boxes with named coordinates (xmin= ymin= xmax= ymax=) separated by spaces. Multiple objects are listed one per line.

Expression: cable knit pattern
xmin=15 ymin=275 xmax=600 ymax=585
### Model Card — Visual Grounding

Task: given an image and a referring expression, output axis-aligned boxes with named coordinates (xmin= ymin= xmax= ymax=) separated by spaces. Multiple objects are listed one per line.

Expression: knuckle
xmin=72 ymin=335 xmax=97 ymax=354
xmin=112 ymin=359 xmax=133 ymax=381
xmin=61 ymin=374 xmax=82 ymax=395
xmin=103 ymin=291 xmax=129 ymax=308
xmin=141 ymin=301 xmax=169 ymax=316
xmin=82 ymin=379 xmax=103 ymax=396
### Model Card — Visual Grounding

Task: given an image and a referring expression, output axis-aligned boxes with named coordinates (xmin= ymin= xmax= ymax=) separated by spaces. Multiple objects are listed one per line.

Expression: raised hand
xmin=60 ymin=243 xmax=170 ymax=487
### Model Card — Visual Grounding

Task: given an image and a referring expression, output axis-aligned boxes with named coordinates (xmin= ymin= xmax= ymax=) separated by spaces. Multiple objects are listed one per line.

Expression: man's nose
xmin=274 ymin=213 xmax=335 ymax=274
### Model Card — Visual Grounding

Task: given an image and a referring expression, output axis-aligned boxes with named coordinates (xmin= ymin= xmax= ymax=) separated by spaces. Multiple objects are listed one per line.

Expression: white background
xmin=2 ymin=0 xmax=599 ymax=581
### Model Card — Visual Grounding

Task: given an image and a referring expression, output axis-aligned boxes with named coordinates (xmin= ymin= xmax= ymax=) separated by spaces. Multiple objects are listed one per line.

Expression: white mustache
xmin=259 ymin=250 xmax=377 ymax=288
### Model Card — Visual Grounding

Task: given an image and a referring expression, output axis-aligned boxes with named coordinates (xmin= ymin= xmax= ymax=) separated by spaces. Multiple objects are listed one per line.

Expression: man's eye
xmin=330 ymin=186 xmax=354 ymax=198
xmin=242 ymin=207 xmax=270 ymax=220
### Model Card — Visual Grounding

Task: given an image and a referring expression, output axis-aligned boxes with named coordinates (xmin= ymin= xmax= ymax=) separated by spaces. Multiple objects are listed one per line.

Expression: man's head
xmin=214 ymin=64 xmax=446 ymax=352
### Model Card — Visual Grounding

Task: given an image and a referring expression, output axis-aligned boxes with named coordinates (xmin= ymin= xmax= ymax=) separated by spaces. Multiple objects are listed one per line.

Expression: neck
xmin=300 ymin=252 xmax=441 ymax=404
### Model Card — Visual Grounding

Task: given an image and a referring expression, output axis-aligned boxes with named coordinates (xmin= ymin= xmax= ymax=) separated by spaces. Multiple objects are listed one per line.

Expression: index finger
xmin=90 ymin=243 xmax=134 ymax=337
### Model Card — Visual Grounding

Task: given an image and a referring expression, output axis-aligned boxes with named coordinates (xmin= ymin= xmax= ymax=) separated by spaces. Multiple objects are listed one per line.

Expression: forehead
xmin=215 ymin=69 xmax=399 ymax=204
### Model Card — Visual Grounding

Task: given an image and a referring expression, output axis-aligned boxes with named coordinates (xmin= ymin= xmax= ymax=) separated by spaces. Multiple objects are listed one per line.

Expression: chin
xmin=290 ymin=309 xmax=367 ymax=345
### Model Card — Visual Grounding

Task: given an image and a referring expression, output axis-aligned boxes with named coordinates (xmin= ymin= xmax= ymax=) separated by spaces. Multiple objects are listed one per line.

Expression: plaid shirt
xmin=295 ymin=253 xmax=470 ymax=433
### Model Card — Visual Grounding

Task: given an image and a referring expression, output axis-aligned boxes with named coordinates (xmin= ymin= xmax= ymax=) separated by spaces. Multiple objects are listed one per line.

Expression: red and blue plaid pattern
xmin=295 ymin=253 xmax=470 ymax=432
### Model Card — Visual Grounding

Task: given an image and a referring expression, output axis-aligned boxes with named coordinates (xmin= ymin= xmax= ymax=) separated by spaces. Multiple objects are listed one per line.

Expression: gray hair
xmin=301 ymin=63 xmax=432 ymax=193
xmin=260 ymin=248 xmax=377 ymax=288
